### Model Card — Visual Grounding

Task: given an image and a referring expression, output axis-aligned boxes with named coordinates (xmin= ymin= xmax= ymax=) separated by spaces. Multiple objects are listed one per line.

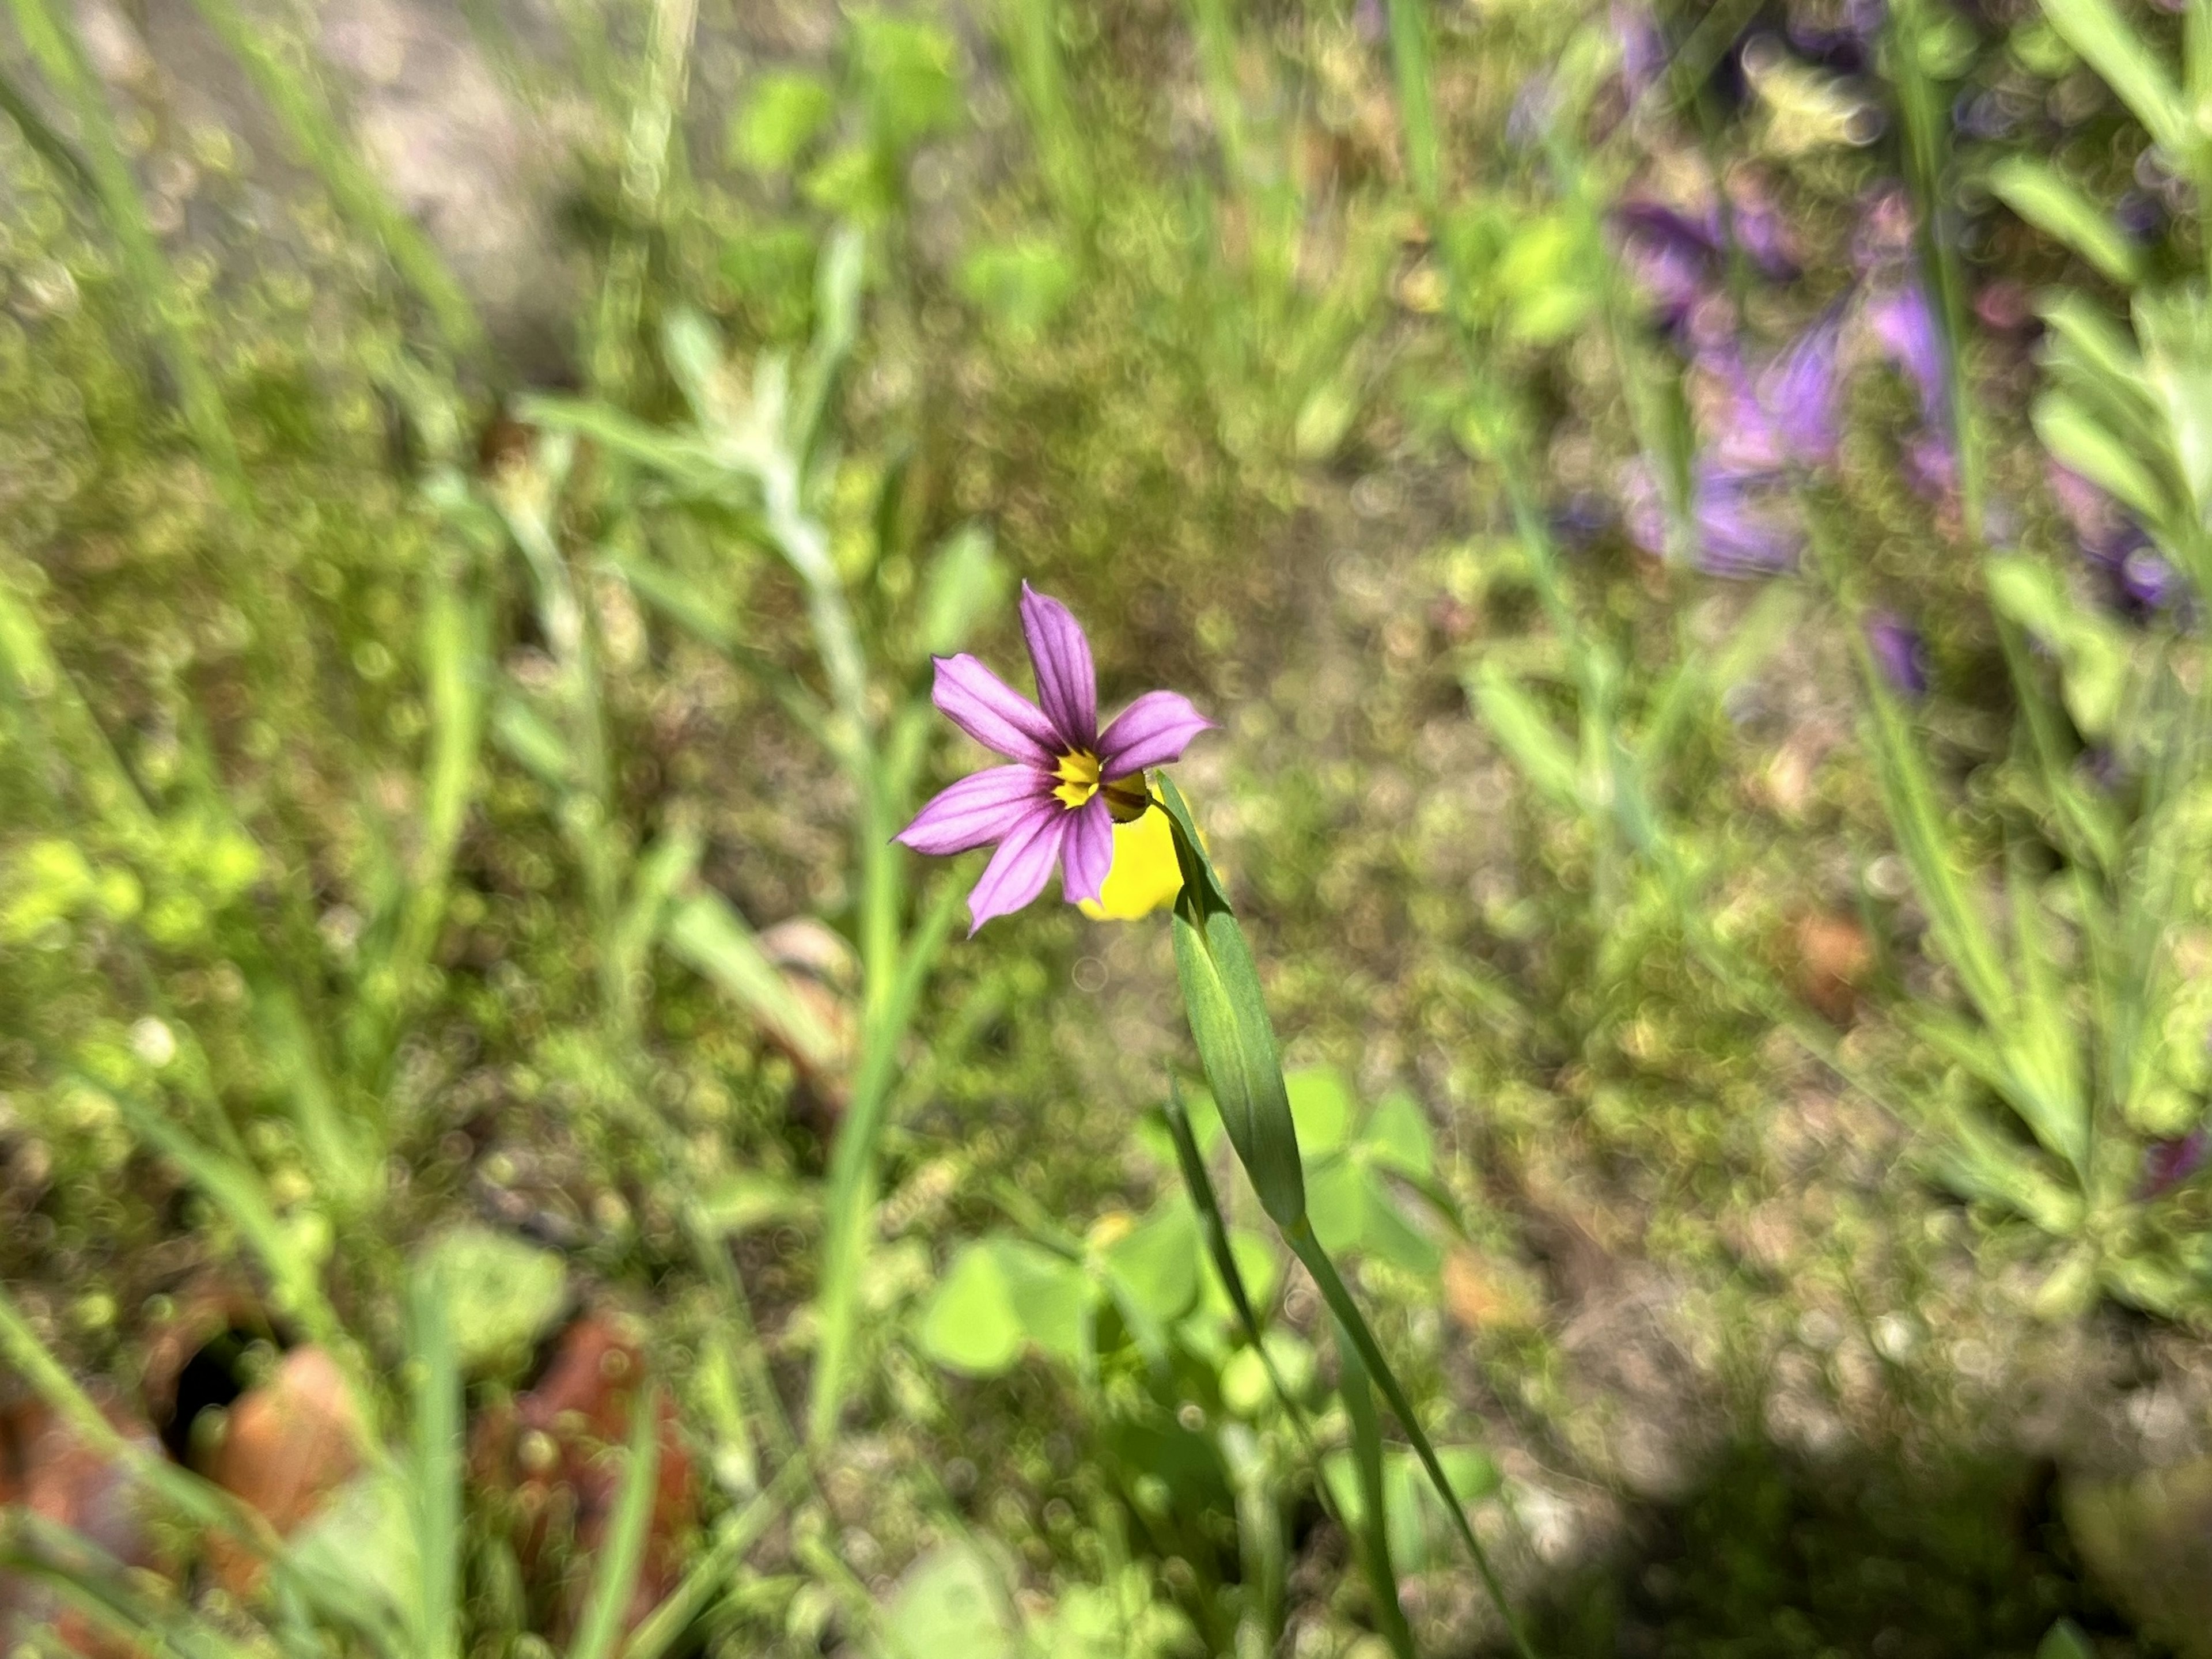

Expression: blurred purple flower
xmin=1551 ymin=491 xmax=1615 ymax=549
xmin=1865 ymin=611 xmax=1931 ymax=696
xmin=1613 ymin=2 xmax=1668 ymax=97
xmin=1354 ymin=0 xmax=1385 ymax=44
xmin=1699 ymin=309 xmax=1844 ymax=474
xmin=1866 ymin=282 xmax=1948 ymax=430
xmin=1623 ymin=460 xmax=1803 ymax=577
xmin=1760 ymin=309 xmax=1846 ymax=464
xmin=2142 ymin=1130 xmax=2208 ymax=1198
xmin=898 ymin=584 xmax=1211 ymax=932
xmin=2048 ymin=463 xmax=2185 ymax=616
xmin=2116 ymin=190 xmax=2165 ymax=241
xmin=1615 ymin=199 xmax=1724 ymax=330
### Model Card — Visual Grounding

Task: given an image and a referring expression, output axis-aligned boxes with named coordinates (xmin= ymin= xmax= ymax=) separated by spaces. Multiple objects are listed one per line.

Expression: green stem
xmin=806 ymin=874 xmax=966 ymax=1441
xmin=9 ymin=0 xmax=249 ymax=513
xmin=1336 ymin=1311 xmax=1418 ymax=1659
xmin=1286 ymin=1221 xmax=1537 ymax=1659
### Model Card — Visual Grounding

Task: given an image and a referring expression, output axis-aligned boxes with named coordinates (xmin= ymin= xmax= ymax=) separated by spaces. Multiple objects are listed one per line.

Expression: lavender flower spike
xmin=899 ymin=584 xmax=1214 ymax=933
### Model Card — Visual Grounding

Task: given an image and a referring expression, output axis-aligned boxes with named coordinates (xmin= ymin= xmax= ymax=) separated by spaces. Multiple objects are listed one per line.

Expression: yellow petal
xmin=1077 ymin=805 xmax=1184 ymax=921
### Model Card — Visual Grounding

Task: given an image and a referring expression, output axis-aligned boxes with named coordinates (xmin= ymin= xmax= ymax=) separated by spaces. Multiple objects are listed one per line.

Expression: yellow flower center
xmin=1052 ymin=749 xmax=1101 ymax=809
xmin=1053 ymin=751 xmax=1152 ymax=821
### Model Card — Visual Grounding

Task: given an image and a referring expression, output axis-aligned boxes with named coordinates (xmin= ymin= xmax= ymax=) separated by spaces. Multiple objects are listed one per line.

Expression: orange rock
xmin=472 ymin=1314 xmax=698 ymax=1641
xmin=0 ymin=1392 xmax=164 ymax=1658
xmin=1793 ymin=910 xmax=1874 ymax=1025
xmin=204 ymin=1347 xmax=364 ymax=1596
xmin=1441 ymin=1248 xmax=1540 ymax=1334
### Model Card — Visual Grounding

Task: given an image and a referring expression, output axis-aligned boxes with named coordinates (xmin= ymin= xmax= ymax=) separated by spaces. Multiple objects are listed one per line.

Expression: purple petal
xmin=1060 ymin=796 xmax=1113 ymax=905
xmin=1098 ymin=691 xmax=1213 ymax=778
xmin=1866 ymin=282 xmax=1948 ymax=430
xmin=1864 ymin=611 xmax=1930 ymax=698
xmin=1020 ymin=583 xmax=1097 ymax=750
xmin=896 ymin=764 xmax=1054 ymax=856
xmin=1693 ymin=465 xmax=1802 ymax=577
xmin=965 ymin=804 xmax=1068 ymax=933
xmin=932 ymin=654 xmax=1059 ymax=764
xmin=2142 ymin=1129 xmax=2208 ymax=1199
xmin=1758 ymin=309 xmax=1844 ymax=467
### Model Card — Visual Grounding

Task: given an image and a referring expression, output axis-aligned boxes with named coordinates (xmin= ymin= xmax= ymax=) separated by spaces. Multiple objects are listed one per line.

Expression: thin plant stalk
xmin=590 ymin=0 xmax=699 ymax=395
xmin=569 ymin=1382 xmax=665 ymax=1659
xmin=7 ymin=0 xmax=248 ymax=512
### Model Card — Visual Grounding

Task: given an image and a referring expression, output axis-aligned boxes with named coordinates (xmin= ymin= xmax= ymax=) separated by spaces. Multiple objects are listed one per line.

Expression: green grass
xmin=0 ymin=0 xmax=2207 ymax=1654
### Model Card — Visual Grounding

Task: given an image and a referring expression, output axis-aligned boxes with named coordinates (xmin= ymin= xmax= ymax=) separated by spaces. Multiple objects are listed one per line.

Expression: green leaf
xmin=882 ymin=1543 xmax=1018 ymax=1659
xmin=1354 ymin=1171 xmax=1444 ymax=1275
xmin=1987 ymin=156 xmax=2142 ymax=285
xmin=1363 ymin=1090 xmax=1435 ymax=1178
xmin=1102 ymin=1203 xmax=1202 ymax=1324
xmin=2037 ymin=1619 xmax=2095 ymax=1659
xmin=1306 ymin=1158 xmax=1368 ymax=1257
xmin=2033 ymin=389 xmax=2169 ymax=524
xmin=412 ymin=1226 xmax=568 ymax=1370
xmin=1158 ymin=777 xmax=1307 ymax=1229
xmin=991 ymin=1238 xmax=1093 ymax=1365
xmin=851 ymin=13 xmax=964 ymax=153
xmin=730 ymin=70 xmax=835 ymax=173
xmin=2036 ymin=0 xmax=2192 ymax=154
xmin=919 ymin=1244 xmax=1023 ymax=1376
xmin=956 ymin=237 xmax=1077 ymax=336
xmin=1471 ymin=664 xmax=1580 ymax=807
xmin=1986 ymin=554 xmax=2132 ymax=740
xmin=1286 ymin=1067 xmax=1356 ymax=1157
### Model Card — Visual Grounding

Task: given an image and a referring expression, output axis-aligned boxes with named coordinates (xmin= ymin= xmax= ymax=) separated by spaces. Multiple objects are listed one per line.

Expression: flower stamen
xmin=1052 ymin=749 xmax=1102 ymax=810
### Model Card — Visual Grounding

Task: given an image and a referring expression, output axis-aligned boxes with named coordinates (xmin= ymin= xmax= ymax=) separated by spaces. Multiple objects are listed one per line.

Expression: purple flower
xmin=1693 ymin=466 xmax=1804 ymax=575
xmin=2142 ymin=1130 xmax=2207 ymax=1198
xmin=1865 ymin=611 xmax=1930 ymax=696
xmin=1622 ymin=460 xmax=1803 ymax=577
xmin=2048 ymin=463 xmax=2185 ymax=616
xmin=1614 ymin=199 xmax=1724 ymax=331
xmin=1613 ymin=2 xmax=1667 ymax=98
xmin=1865 ymin=282 xmax=1948 ymax=431
xmin=897 ymin=584 xmax=1213 ymax=933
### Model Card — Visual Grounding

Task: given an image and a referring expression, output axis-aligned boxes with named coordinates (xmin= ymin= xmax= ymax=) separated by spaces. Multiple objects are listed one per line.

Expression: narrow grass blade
xmin=590 ymin=0 xmax=699 ymax=392
xmin=1286 ymin=1222 xmax=1536 ymax=1659
xmin=253 ymin=979 xmax=376 ymax=1207
xmin=1985 ymin=157 xmax=2143 ymax=286
xmin=1336 ymin=1314 xmax=1417 ymax=1659
xmin=184 ymin=0 xmax=484 ymax=353
xmin=570 ymin=1382 xmax=665 ymax=1659
xmin=7 ymin=0 xmax=247 ymax=510
xmin=620 ymin=1459 xmax=809 ymax=1659
xmin=807 ymin=874 xmax=966 ymax=1441
xmin=409 ymin=1270 xmax=463 ymax=1659
xmin=663 ymin=891 xmax=842 ymax=1078
xmin=2036 ymin=0 xmax=2192 ymax=156
xmin=0 ymin=62 xmax=94 ymax=196
xmin=1382 ymin=0 xmax=1440 ymax=212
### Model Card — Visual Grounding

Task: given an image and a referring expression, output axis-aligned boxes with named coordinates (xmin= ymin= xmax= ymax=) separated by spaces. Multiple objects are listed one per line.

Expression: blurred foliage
xmin=1 ymin=0 xmax=2210 ymax=1652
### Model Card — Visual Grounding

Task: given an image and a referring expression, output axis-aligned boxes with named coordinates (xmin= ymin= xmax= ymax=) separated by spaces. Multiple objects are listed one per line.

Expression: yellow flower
xmin=1077 ymin=805 xmax=1184 ymax=920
